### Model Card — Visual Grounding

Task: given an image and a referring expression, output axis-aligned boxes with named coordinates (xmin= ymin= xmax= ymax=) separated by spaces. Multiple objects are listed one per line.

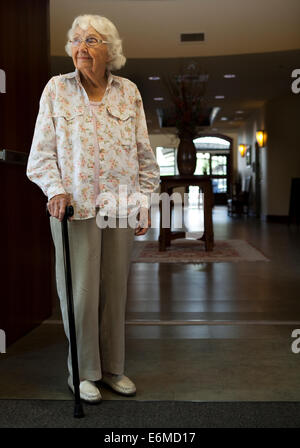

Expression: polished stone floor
xmin=1 ymin=206 xmax=300 ymax=401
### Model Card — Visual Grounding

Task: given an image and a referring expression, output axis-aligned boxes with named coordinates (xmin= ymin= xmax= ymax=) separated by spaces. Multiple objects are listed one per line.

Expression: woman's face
xmin=71 ymin=25 xmax=110 ymax=74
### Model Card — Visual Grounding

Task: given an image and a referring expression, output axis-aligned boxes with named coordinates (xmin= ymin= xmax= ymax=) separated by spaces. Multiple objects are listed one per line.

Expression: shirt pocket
xmin=51 ymin=106 xmax=85 ymax=142
xmin=106 ymin=105 xmax=136 ymax=146
xmin=51 ymin=107 xmax=90 ymax=173
xmin=52 ymin=105 xmax=84 ymax=120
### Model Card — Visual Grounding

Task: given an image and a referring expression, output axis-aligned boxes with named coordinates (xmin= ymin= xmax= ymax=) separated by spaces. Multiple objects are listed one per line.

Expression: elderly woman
xmin=26 ymin=14 xmax=160 ymax=403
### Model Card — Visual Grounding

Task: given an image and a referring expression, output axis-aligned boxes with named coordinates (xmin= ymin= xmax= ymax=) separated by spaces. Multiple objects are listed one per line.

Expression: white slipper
xmin=68 ymin=376 xmax=102 ymax=404
xmin=101 ymin=373 xmax=136 ymax=396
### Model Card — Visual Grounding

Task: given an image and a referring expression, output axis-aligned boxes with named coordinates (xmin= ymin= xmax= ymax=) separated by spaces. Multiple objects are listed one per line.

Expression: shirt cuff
xmin=47 ymin=186 xmax=67 ymax=201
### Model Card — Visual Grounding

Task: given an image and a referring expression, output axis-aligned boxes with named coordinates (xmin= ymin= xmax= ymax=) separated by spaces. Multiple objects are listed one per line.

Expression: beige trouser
xmin=50 ymin=215 xmax=135 ymax=381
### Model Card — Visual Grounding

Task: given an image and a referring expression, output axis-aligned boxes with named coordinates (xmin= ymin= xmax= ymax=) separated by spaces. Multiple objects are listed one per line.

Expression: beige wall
xmin=237 ymin=93 xmax=300 ymax=217
xmin=149 ymin=134 xmax=179 ymax=155
xmin=265 ymin=93 xmax=300 ymax=216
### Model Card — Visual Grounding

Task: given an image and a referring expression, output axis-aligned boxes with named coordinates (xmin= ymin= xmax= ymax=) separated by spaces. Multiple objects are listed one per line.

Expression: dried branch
xmin=162 ymin=64 xmax=208 ymax=137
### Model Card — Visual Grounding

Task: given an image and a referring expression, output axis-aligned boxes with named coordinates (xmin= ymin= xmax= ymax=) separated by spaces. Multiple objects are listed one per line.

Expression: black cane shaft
xmin=61 ymin=209 xmax=84 ymax=418
xmin=46 ymin=203 xmax=84 ymax=417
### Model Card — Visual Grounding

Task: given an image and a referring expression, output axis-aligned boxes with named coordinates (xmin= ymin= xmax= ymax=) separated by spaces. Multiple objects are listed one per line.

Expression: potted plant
xmin=163 ymin=65 xmax=207 ymax=175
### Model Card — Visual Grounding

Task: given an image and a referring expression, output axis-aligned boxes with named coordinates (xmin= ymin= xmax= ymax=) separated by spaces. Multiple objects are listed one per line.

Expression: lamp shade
xmin=256 ymin=130 xmax=267 ymax=148
xmin=239 ymin=144 xmax=247 ymax=157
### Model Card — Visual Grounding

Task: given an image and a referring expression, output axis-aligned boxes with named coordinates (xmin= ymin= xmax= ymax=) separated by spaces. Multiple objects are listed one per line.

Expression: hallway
xmin=1 ymin=206 xmax=300 ymax=403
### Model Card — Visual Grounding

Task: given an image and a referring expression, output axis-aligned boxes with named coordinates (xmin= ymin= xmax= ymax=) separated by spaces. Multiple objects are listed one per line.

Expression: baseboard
xmin=265 ymin=215 xmax=289 ymax=223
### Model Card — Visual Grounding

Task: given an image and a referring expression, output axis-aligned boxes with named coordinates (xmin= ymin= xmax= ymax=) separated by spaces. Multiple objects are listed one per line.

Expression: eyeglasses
xmin=69 ymin=37 xmax=110 ymax=48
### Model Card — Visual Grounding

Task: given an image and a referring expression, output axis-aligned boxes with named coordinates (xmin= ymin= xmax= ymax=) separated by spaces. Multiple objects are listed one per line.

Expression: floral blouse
xmin=26 ymin=69 xmax=160 ymax=220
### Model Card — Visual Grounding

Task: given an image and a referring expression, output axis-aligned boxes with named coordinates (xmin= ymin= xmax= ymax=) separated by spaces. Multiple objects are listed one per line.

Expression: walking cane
xmin=47 ymin=204 xmax=84 ymax=418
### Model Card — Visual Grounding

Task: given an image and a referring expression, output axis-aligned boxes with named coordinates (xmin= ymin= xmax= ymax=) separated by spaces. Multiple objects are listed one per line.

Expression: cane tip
xmin=74 ymin=403 xmax=84 ymax=418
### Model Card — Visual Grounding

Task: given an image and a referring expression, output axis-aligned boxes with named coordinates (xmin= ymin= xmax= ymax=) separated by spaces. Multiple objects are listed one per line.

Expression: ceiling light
xmin=148 ymin=76 xmax=160 ymax=81
xmin=224 ymin=74 xmax=236 ymax=78
xmin=236 ymin=110 xmax=244 ymax=114
xmin=153 ymin=97 xmax=164 ymax=101
xmin=220 ymin=117 xmax=228 ymax=121
xmin=215 ymin=95 xmax=225 ymax=99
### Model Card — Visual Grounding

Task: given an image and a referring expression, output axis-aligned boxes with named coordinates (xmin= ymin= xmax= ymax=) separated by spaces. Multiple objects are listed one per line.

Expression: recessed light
xmin=148 ymin=76 xmax=160 ymax=81
xmin=215 ymin=95 xmax=225 ymax=99
xmin=236 ymin=110 xmax=244 ymax=114
xmin=224 ymin=74 xmax=236 ymax=78
xmin=220 ymin=117 xmax=228 ymax=121
xmin=153 ymin=97 xmax=164 ymax=101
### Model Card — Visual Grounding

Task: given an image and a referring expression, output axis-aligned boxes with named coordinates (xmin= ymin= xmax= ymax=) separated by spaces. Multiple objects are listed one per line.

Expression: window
xmin=156 ymin=146 xmax=179 ymax=176
xmin=195 ymin=152 xmax=210 ymax=175
xmin=211 ymin=155 xmax=227 ymax=176
xmin=193 ymin=136 xmax=230 ymax=151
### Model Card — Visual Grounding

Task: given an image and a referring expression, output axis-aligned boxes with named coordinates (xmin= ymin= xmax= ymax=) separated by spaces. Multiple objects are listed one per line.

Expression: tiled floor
xmin=1 ymin=206 xmax=300 ymax=401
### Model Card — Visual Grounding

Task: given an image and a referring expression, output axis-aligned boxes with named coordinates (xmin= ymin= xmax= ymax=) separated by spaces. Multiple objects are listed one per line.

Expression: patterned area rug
xmin=131 ymin=235 xmax=269 ymax=263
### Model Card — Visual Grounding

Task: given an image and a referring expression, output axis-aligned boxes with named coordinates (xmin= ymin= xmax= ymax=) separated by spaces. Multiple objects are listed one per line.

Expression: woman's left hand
xmin=134 ymin=207 xmax=151 ymax=236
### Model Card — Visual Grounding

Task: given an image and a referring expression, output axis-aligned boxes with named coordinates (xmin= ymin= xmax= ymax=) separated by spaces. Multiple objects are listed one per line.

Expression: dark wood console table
xmin=159 ymin=175 xmax=214 ymax=252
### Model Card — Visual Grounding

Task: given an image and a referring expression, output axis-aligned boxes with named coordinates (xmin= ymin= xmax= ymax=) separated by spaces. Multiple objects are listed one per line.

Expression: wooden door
xmin=0 ymin=0 xmax=54 ymax=346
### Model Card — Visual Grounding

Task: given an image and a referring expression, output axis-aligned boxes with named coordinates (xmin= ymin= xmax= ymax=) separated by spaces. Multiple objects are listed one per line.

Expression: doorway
xmin=193 ymin=135 xmax=232 ymax=205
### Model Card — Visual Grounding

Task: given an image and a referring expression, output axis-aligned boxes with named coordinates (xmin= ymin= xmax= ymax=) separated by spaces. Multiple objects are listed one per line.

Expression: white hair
xmin=65 ymin=14 xmax=126 ymax=71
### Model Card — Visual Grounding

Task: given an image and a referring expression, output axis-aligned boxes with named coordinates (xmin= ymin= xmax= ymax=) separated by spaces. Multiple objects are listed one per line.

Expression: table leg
xmin=159 ymin=200 xmax=166 ymax=251
xmin=203 ymin=185 xmax=214 ymax=251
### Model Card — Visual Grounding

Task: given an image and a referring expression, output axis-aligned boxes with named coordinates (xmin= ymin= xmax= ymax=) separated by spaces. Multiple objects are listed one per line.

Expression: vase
xmin=177 ymin=133 xmax=197 ymax=175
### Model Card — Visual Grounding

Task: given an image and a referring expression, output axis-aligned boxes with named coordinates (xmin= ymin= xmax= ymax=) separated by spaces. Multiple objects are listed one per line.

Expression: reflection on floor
xmin=1 ymin=206 xmax=300 ymax=401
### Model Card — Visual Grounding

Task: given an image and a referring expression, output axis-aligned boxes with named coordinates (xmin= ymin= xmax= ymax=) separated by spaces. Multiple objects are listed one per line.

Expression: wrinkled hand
xmin=134 ymin=207 xmax=151 ymax=236
xmin=47 ymin=194 xmax=73 ymax=222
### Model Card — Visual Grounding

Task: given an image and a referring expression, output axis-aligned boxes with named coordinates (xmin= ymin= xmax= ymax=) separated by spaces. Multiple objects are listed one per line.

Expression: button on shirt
xmin=26 ymin=69 xmax=160 ymax=220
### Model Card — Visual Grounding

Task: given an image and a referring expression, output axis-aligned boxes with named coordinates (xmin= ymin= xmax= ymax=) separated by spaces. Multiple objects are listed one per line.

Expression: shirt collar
xmin=71 ymin=68 xmax=120 ymax=88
